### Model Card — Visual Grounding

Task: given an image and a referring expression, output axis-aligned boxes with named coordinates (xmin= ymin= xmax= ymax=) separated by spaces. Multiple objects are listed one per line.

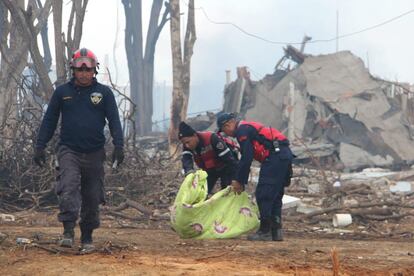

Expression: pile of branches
xmin=0 ymin=126 xmax=178 ymax=212
xmin=0 ymin=71 xmax=51 ymax=211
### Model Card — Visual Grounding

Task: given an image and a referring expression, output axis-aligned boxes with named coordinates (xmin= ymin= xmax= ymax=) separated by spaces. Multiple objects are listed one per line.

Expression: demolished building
xmin=222 ymin=50 xmax=414 ymax=171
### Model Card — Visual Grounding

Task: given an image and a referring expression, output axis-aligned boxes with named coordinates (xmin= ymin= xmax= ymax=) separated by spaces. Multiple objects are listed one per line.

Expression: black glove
xmin=112 ymin=147 xmax=124 ymax=165
xmin=33 ymin=148 xmax=46 ymax=167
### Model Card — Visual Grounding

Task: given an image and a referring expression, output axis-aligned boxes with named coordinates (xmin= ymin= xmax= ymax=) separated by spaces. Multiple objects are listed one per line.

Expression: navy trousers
xmin=56 ymin=145 xmax=105 ymax=230
xmin=255 ymin=145 xmax=293 ymax=220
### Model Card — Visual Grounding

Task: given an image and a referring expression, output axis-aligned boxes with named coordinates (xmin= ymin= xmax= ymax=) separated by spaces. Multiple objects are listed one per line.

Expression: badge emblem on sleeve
xmin=216 ymin=142 xmax=225 ymax=150
xmin=90 ymin=92 xmax=103 ymax=105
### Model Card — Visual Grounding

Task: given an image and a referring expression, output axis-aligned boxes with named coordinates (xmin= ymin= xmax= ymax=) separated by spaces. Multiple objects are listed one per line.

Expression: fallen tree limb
xmin=111 ymin=193 xmax=153 ymax=216
xmin=124 ymin=199 xmax=152 ymax=216
xmin=304 ymin=201 xmax=414 ymax=219
xmin=349 ymin=208 xmax=393 ymax=217
xmin=363 ymin=212 xmax=414 ymax=221
xmin=110 ymin=202 xmax=128 ymax=212
xmin=105 ymin=210 xmax=144 ymax=221
xmin=149 ymin=215 xmax=170 ymax=221
xmin=115 ymin=220 xmax=141 ymax=228
xmin=33 ymin=244 xmax=61 ymax=254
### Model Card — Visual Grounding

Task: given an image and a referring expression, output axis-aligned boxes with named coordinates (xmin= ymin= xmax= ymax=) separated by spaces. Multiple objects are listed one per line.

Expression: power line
xmin=313 ymin=8 xmax=414 ymax=43
xmin=187 ymin=2 xmax=414 ymax=45
xmin=198 ymin=7 xmax=293 ymax=45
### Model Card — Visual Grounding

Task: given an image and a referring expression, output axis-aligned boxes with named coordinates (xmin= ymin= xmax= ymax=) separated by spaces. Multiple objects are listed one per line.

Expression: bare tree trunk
xmin=37 ymin=0 xmax=52 ymax=72
xmin=122 ymin=0 xmax=144 ymax=137
xmin=72 ymin=0 xmax=87 ymax=50
xmin=0 ymin=0 xmax=29 ymax=128
xmin=0 ymin=0 xmax=28 ymax=148
xmin=122 ymin=0 xmax=170 ymax=136
xmin=142 ymin=62 xmax=153 ymax=133
xmin=0 ymin=0 xmax=88 ymax=135
xmin=168 ymin=0 xmax=196 ymax=155
xmin=39 ymin=21 xmax=52 ymax=72
xmin=168 ymin=0 xmax=183 ymax=155
xmin=142 ymin=0 xmax=169 ymax=135
xmin=52 ymin=0 xmax=66 ymax=86
xmin=66 ymin=0 xmax=88 ymax=57
xmin=2 ymin=0 xmax=54 ymax=99
xmin=181 ymin=0 xmax=196 ymax=118
xmin=0 ymin=0 xmax=9 ymax=67
xmin=0 ymin=0 xmax=88 ymax=127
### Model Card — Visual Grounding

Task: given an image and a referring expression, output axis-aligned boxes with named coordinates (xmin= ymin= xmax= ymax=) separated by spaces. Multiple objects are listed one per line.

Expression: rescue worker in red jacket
xmin=217 ymin=113 xmax=294 ymax=241
xmin=179 ymin=122 xmax=238 ymax=194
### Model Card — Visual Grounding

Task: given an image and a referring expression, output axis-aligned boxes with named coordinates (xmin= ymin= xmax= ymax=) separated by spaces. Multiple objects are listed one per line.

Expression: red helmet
xmin=70 ymin=48 xmax=99 ymax=69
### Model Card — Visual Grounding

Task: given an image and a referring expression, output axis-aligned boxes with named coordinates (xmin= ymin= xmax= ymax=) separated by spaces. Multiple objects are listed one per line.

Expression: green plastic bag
xmin=170 ymin=170 xmax=259 ymax=239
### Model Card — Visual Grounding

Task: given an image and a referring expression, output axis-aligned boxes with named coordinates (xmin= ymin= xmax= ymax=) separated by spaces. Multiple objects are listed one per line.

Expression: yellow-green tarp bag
xmin=170 ymin=170 xmax=259 ymax=239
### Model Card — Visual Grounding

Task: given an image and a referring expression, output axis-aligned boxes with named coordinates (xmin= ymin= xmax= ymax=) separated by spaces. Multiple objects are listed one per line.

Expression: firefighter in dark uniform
xmin=179 ymin=122 xmax=238 ymax=194
xmin=33 ymin=48 xmax=124 ymax=253
xmin=217 ymin=113 xmax=294 ymax=241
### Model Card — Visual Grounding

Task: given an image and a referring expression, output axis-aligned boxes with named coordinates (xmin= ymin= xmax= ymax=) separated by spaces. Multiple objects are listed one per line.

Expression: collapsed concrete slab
xmin=223 ymin=51 xmax=414 ymax=170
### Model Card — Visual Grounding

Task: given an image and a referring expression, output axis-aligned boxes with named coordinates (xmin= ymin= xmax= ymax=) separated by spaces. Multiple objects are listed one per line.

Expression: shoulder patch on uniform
xmin=216 ymin=141 xmax=225 ymax=150
xmin=238 ymin=136 xmax=247 ymax=142
xmin=90 ymin=92 xmax=103 ymax=105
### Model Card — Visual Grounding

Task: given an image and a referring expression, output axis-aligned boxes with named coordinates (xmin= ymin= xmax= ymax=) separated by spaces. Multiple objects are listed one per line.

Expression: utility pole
xmin=225 ymin=70 xmax=231 ymax=87
xmin=288 ymin=82 xmax=295 ymax=141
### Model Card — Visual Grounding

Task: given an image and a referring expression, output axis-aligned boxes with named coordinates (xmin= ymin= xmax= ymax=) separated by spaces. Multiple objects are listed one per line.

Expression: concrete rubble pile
xmin=223 ymin=50 xmax=414 ymax=171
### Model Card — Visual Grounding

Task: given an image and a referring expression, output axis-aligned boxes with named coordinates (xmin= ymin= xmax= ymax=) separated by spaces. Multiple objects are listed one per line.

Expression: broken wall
xmin=224 ymin=51 xmax=414 ymax=170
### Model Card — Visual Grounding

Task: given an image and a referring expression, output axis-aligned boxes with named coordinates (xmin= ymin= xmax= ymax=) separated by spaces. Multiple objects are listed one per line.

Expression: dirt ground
xmin=1 ymin=222 xmax=414 ymax=276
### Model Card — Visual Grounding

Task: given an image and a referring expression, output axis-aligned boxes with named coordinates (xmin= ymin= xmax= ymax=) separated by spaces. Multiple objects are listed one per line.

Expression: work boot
xmin=58 ymin=221 xmax=75 ymax=248
xmin=271 ymin=216 xmax=283 ymax=241
xmin=80 ymin=226 xmax=95 ymax=254
xmin=247 ymin=218 xmax=272 ymax=241
xmin=79 ymin=243 xmax=96 ymax=254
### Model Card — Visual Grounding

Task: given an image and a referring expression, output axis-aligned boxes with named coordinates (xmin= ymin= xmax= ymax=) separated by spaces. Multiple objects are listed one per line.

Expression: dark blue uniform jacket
xmin=36 ymin=78 xmax=123 ymax=153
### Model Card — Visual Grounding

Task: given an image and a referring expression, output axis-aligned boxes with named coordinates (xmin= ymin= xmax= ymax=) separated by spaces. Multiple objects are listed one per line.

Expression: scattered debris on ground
xmin=1 ymin=226 xmax=413 ymax=275
xmin=280 ymin=166 xmax=414 ymax=239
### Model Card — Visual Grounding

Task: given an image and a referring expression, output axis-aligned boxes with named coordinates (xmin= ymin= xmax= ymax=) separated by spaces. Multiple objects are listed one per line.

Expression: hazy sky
xmin=62 ymin=0 xmax=414 ymax=117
